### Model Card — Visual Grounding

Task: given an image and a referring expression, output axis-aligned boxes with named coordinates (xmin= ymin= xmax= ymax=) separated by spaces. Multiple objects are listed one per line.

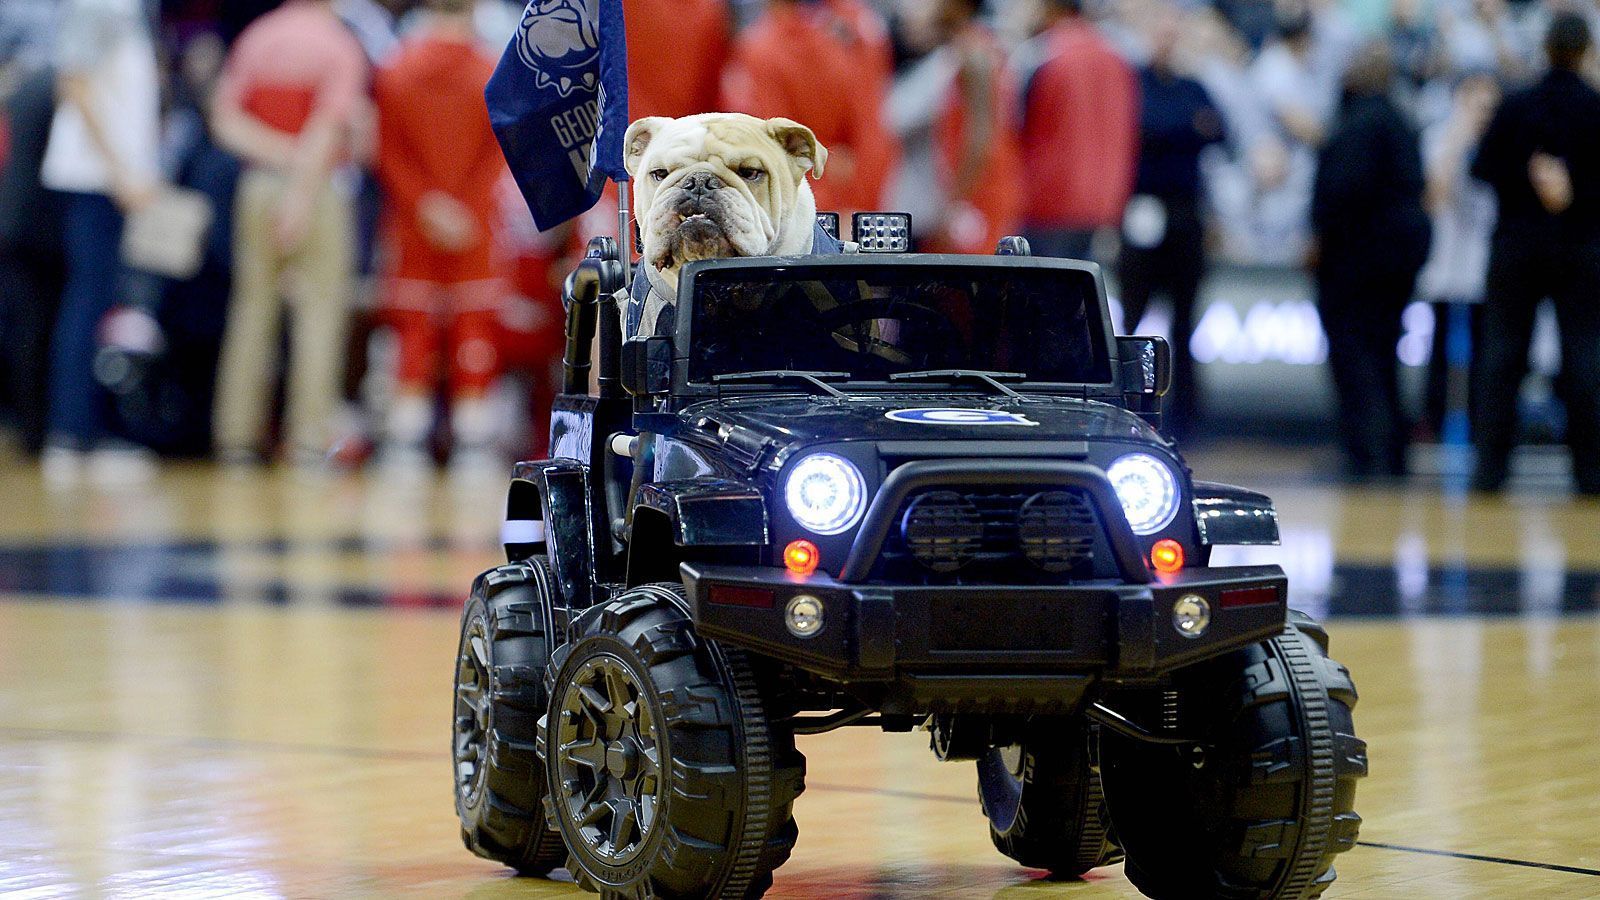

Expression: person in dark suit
xmin=0 ymin=66 xmax=66 ymax=455
xmin=1311 ymin=42 xmax=1432 ymax=480
xmin=1469 ymin=12 xmax=1600 ymax=495
xmin=1117 ymin=7 xmax=1226 ymax=440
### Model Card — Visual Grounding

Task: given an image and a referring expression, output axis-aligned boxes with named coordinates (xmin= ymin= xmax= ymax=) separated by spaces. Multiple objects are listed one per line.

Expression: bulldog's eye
xmin=738 ymin=167 xmax=765 ymax=183
xmin=650 ymin=169 xmax=668 ymax=182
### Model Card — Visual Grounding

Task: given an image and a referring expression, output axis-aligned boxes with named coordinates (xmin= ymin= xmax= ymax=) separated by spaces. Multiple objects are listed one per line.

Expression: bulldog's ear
xmin=766 ymin=117 xmax=828 ymax=180
xmin=624 ymin=116 xmax=672 ymax=178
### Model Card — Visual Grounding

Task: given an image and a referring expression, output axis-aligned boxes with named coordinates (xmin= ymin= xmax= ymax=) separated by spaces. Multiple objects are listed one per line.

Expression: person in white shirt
xmin=37 ymin=0 xmax=163 ymax=485
xmin=1418 ymin=70 xmax=1499 ymax=444
xmin=1247 ymin=12 xmax=1334 ymax=264
xmin=1420 ymin=72 xmax=1499 ymax=308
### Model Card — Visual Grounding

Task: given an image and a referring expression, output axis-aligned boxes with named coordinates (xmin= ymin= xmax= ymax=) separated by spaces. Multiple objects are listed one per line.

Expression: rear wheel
xmin=977 ymin=718 xmax=1121 ymax=876
xmin=539 ymin=584 xmax=804 ymax=898
xmin=1101 ymin=614 xmax=1367 ymax=899
xmin=454 ymin=561 xmax=567 ymax=874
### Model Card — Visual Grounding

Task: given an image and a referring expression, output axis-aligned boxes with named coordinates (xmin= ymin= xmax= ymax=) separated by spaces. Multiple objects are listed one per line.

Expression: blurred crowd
xmin=0 ymin=0 xmax=1598 ymax=493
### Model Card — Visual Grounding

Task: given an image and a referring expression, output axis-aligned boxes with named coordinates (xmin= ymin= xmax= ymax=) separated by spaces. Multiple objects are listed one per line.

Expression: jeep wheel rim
xmin=554 ymin=653 xmax=664 ymax=865
xmin=453 ymin=619 xmax=492 ymax=805
xmin=1001 ymin=745 xmax=1024 ymax=779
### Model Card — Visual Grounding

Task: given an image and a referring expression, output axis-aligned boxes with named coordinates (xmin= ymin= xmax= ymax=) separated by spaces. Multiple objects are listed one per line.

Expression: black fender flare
xmin=505 ymin=458 xmax=598 ymax=609
xmin=625 ymin=478 xmax=768 ymax=587
xmin=633 ymin=477 xmax=770 ymax=547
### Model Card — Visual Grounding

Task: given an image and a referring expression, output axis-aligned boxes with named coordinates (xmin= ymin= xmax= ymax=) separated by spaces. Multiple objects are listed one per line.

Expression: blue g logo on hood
xmin=515 ymin=0 xmax=600 ymax=97
xmin=886 ymin=408 xmax=1040 ymax=426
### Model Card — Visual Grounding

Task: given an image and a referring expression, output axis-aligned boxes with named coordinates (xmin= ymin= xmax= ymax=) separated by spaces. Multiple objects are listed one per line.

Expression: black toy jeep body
xmin=453 ymin=234 xmax=1366 ymax=900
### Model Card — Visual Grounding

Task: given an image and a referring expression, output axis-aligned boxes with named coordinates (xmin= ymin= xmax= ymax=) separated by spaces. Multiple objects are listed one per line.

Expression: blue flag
xmin=486 ymin=0 xmax=630 ymax=231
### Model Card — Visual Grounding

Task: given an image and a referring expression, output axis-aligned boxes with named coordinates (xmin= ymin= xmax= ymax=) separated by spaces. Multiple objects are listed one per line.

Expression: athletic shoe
xmin=87 ymin=443 xmax=158 ymax=487
xmin=40 ymin=444 xmax=84 ymax=489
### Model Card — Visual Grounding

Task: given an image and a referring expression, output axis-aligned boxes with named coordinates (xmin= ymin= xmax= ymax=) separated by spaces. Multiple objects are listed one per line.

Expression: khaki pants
xmin=214 ymin=170 xmax=353 ymax=459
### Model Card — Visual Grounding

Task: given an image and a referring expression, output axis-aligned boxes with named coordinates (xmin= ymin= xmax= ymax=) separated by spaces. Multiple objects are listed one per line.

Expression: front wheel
xmin=539 ymin=584 xmax=804 ymax=898
xmin=1101 ymin=614 xmax=1367 ymax=899
xmin=977 ymin=718 xmax=1121 ymax=877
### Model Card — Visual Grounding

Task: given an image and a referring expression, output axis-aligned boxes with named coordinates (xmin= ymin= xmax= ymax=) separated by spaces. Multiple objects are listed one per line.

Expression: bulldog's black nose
xmin=680 ymin=171 xmax=724 ymax=198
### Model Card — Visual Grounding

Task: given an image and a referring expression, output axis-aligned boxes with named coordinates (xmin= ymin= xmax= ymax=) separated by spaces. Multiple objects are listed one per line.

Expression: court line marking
xmin=7 ymin=540 xmax=1600 ymax=617
xmin=1354 ymin=841 xmax=1600 ymax=877
xmin=808 ymin=782 xmax=972 ymax=804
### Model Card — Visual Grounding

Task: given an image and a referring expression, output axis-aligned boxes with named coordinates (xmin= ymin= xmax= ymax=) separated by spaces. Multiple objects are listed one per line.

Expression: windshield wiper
xmin=712 ymin=370 xmax=850 ymax=398
xmin=889 ymin=369 xmax=1026 ymax=399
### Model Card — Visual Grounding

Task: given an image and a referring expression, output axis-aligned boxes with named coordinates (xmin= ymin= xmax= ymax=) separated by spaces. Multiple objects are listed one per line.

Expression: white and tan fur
xmin=623 ymin=113 xmax=828 ymax=292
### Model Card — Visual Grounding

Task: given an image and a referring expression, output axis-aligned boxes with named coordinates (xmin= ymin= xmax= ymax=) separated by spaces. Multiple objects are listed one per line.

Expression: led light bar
xmin=851 ymin=212 xmax=911 ymax=253
xmin=815 ymin=212 xmax=841 ymax=242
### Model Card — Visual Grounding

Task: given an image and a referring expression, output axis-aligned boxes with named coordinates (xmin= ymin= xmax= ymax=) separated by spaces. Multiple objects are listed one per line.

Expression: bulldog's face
xmin=624 ymin=113 xmax=828 ymax=278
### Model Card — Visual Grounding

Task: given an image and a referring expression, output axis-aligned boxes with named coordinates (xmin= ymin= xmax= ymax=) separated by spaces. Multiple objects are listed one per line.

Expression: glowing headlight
xmin=785 ymin=453 xmax=867 ymax=535
xmin=1107 ymin=452 xmax=1180 ymax=535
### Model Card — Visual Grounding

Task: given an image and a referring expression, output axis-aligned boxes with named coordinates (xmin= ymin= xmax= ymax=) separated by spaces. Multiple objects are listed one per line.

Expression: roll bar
xmin=560 ymin=236 xmax=627 ymax=396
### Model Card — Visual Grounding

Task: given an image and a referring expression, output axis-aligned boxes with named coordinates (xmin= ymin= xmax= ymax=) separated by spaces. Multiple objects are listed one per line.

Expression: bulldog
xmin=621 ymin=113 xmax=837 ymax=338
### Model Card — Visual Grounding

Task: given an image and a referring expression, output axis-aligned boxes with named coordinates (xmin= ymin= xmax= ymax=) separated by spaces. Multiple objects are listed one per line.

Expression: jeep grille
xmin=889 ymin=488 xmax=1101 ymax=581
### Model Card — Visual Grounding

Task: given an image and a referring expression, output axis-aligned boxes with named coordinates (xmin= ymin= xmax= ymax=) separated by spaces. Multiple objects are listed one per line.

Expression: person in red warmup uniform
xmin=625 ymin=0 xmax=730 ymax=119
xmin=373 ymin=0 xmax=505 ymax=472
xmin=722 ymin=0 xmax=899 ymax=222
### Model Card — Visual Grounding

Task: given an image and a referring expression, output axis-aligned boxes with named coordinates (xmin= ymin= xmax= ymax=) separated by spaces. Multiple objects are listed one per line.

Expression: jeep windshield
xmin=683 ymin=258 xmax=1114 ymax=387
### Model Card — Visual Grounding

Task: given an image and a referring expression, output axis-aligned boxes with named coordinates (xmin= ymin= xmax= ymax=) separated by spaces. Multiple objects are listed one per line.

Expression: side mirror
xmin=1117 ymin=335 xmax=1171 ymax=398
xmin=622 ymin=335 xmax=673 ymax=396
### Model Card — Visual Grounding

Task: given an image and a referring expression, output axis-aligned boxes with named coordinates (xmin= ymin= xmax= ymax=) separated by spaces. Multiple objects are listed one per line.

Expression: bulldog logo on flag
xmin=514 ymin=0 xmax=600 ymax=98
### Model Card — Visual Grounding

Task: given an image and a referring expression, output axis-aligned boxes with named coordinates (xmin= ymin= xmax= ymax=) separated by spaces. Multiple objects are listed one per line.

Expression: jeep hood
xmin=683 ymin=394 xmax=1165 ymax=452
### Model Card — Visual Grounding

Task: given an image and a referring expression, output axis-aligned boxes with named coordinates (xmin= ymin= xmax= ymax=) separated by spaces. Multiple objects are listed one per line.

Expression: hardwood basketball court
xmin=1 ymin=447 xmax=1598 ymax=897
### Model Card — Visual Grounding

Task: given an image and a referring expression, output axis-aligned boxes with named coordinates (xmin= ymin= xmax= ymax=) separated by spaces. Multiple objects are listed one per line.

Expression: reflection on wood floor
xmin=1 ymin=447 xmax=1598 ymax=897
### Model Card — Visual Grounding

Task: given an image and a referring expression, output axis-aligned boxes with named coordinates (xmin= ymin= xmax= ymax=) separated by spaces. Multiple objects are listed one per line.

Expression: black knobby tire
xmin=454 ymin=561 xmax=567 ymax=875
xmin=977 ymin=718 xmax=1121 ymax=877
xmin=539 ymin=583 xmax=804 ymax=899
xmin=1101 ymin=614 xmax=1367 ymax=899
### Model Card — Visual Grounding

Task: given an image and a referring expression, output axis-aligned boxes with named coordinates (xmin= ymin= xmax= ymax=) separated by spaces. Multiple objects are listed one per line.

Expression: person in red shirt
xmin=721 ymin=0 xmax=899 ymax=222
xmin=211 ymin=0 xmax=368 ymax=466
xmin=372 ymin=0 xmax=505 ymax=471
xmin=1016 ymin=0 xmax=1139 ymax=260
xmin=924 ymin=0 xmax=1022 ymax=254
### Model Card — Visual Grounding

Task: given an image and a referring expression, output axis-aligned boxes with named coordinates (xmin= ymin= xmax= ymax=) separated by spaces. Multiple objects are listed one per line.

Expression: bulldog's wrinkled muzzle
xmin=652 ymin=168 xmax=742 ymax=269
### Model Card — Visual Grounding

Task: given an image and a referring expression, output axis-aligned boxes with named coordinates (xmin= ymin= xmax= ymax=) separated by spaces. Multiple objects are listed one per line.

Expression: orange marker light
xmin=1151 ymin=539 xmax=1185 ymax=575
xmin=784 ymin=540 xmax=821 ymax=576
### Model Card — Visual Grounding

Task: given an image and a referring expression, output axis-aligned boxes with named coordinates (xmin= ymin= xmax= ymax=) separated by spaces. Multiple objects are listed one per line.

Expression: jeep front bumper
xmin=680 ymin=562 xmax=1287 ymax=688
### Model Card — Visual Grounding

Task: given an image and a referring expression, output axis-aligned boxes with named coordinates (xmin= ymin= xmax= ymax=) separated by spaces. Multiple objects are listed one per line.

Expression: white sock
xmin=387 ymin=395 xmax=433 ymax=447
xmin=451 ymin=397 xmax=497 ymax=449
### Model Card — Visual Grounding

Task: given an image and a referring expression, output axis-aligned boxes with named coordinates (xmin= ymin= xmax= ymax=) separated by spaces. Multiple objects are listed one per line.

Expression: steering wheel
xmin=809 ymin=299 xmax=966 ymax=374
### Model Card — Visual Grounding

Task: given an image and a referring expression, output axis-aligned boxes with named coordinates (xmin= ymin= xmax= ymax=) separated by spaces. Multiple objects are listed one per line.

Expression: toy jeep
xmin=452 ymin=225 xmax=1366 ymax=900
